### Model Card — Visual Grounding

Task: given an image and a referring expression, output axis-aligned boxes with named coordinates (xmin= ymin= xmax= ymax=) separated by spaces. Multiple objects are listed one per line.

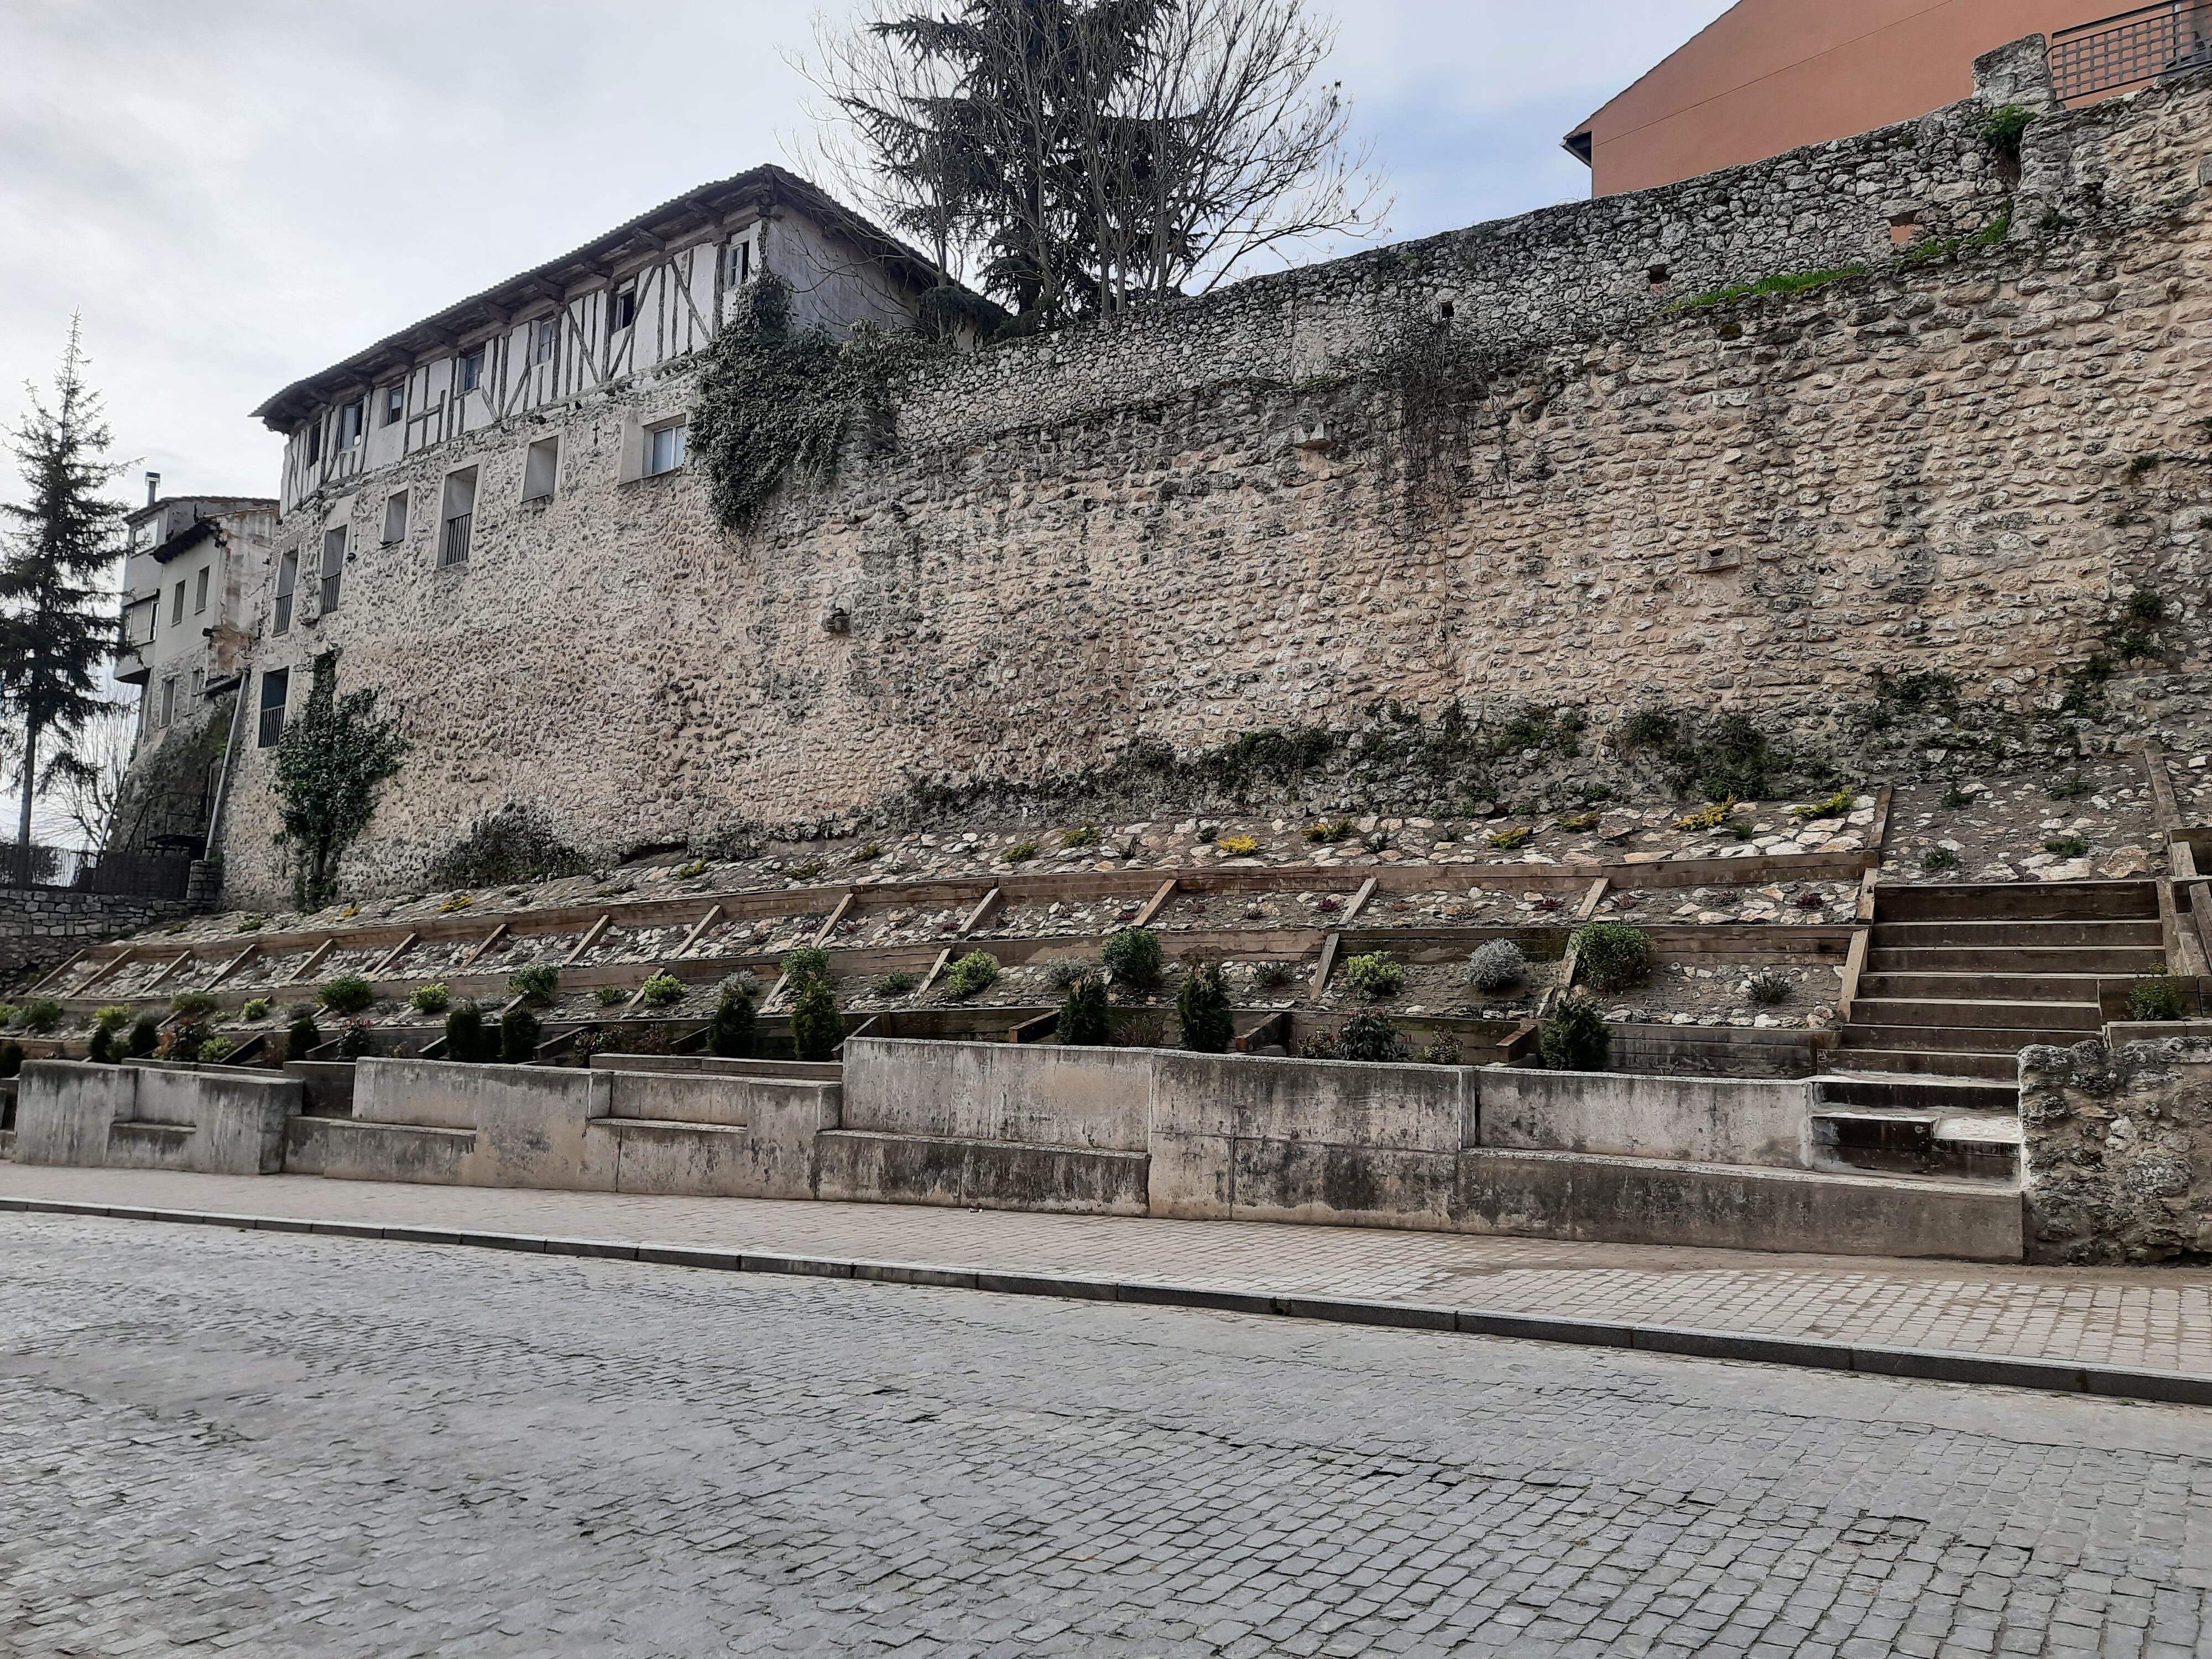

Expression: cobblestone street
xmin=2 ymin=1213 xmax=2209 ymax=1656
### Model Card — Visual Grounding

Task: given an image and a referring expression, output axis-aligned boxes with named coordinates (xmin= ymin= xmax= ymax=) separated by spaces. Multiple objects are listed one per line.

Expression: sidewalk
xmin=4 ymin=1163 xmax=2209 ymax=1395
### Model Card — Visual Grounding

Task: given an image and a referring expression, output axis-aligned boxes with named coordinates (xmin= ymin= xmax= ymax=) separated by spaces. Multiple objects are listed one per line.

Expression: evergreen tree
xmin=708 ymin=979 xmax=757 ymax=1058
xmin=269 ymin=651 xmax=406 ymax=908
xmin=1175 ymin=961 xmax=1234 ymax=1053
xmin=0 ymin=321 xmax=127 ymax=885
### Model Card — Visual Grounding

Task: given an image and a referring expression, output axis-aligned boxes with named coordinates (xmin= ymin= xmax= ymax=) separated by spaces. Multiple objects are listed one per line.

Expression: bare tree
xmin=55 ymin=702 xmax=133 ymax=853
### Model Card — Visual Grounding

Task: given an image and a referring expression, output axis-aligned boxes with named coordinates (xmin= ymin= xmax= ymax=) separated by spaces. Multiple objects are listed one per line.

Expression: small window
xmin=302 ymin=421 xmax=322 ymax=466
xmin=193 ymin=566 xmax=209 ymax=615
xmin=171 ymin=581 xmax=185 ymax=626
xmin=273 ymin=548 xmax=298 ymax=634
xmin=646 ymin=421 xmax=687 ymax=477
xmin=440 ymin=468 xmax=478 ymax=567
xmin=159 ymin=677 xmax=177 ymax=728
xmin=458 ymin=348 xmax=486 ymax=393
xmin=381 ymin=384 xmax=404 ymax=425
xmin=609 ymin=281 xmax=638 ymax=335
xmin=190 ymin=668 xmax=204 ymax=706
xmin=336 ymin=398 xmax=364 ymax=451
xmin=381 ymin=491 xmax=409 ymax=545
xmin=727 ymin=238 xmax=752 ymax=286
xmin=533 ymin=317 xmax=559 ymax=364
xmin=257 ymin=667 xmax=289 ymax=748
xmin=521 ymin=436 xmax=559 ymax=501
xmin=320 ymin=526 xmax=346 ymax=613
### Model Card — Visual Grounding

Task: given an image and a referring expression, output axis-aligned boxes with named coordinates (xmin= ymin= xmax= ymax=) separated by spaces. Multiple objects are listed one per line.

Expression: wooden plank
xmin=201 ymin=946 xmax=260 ymax=992
xmin=1308 ymin=932 xmax=1340 ymax=1001
xmin=2191 ymin=883 xmax=2212 ymax=987
xmin=756 ymin=971 xmax=791 ymax=1015
xmin=27 ymin=948 xmax=92 ymax=998
xmin=2143 ymin=740 xmax=2182 ymax=834
xmin=370 ymin=933 xmax=419 ymax=977
xmin=1006 ymin=1010 xmax=1058 ymax=1044
xmin=1866 ymin=784 xmax=1895 ymax=855
xmin=2175 ymin=841 xmax=2199 ymax=880
xmin=676 ymin=904 xmax=727 ymax=958
xmin=1573 ymin=878 xmax=1608 ymax=921
xmin=296 ymin=938 xmax=337 ymax=980
xmin=1133 ymin=878 xmax=1180 ymax=928
xmin=1855 ymin=868 xmax=1881 ymax=925
xmin=917 ymin=947 xmax=954 ymax=996
xmin=958 ymin=888 xmax=1003 ymax=936
xmin=1338 ymin=878 xmax=1378 ymax=924
xmin=457 ymin=924 xmax=509 ymax=970
xmin=143 ymin=951 xmax=195 ymax=992
xmin=1835 ymin=928 xmax=1871 ymax=1025
xmin=807 ymin=896 xmax=850 ymax=948
xmin=621 ymin=965 xmax=667 ymax=1013
xmin=1231 ymin=1009 xmax=1291 ymax=1053
xmin=561 ymin=914 xmax=612 ymax=967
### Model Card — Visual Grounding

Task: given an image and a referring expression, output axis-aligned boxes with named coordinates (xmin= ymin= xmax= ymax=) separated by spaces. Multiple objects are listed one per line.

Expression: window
xmin=533 ymin=317 xmax=559 ymax=364
xmin=273 ymin=548 xmax=298 ymax=634
xmin=726 ymin=238 xmax=752 ymax=286
xmin=521 ymin=437 xmax=559 ymax=501
xmin=190 ymin=668 xmax=204 ymax=706
xmin=609 ymin=281 xmax=638 ymax=335
xmin=458 ymin=348 xmax=485 ymax=393
xmin=646 ymin=421 xmax=687 ymax=477
xmin=320 ymin=526 xmax=346 ymax=613
xmin=171 ymin=581 xmax=185 ymax=626
xmin=440 ymin=469 xmax=477 ymax=567
xmin=336 ymin=398 xmax=364 ymax=451
xmin=381 ymin=491 xmax=409 ymax=545
xmin=257 ymin=667 xmax=289 ymax=748
xmin=159 ymin=677 xmax=176 ymax=729
xmin=302 ymin=421 xmax=322 ymax=466
xmin=381 ymin=384 xmax=404 ymax=426
xmin=193 ymin=566 xmax=209 ymax=615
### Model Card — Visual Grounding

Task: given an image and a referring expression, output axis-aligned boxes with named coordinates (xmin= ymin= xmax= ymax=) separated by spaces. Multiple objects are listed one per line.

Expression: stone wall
xmin=213 ymin=46 xmax=2212 ymax=905
xmin=0 ymin=889 xmax=187 ymax=979
xmin=2021 ymin=1037 xmax=2212 ymax=1264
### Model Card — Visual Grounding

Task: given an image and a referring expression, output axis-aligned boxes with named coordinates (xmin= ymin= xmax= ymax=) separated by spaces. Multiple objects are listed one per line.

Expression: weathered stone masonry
xmin=219 ymin=48 xmax=2212 ymax=904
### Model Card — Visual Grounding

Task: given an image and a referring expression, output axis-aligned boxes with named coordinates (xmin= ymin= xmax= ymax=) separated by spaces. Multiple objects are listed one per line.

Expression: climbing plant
xmin=269 ymin=651 xmax=406 ymax=909
xmin=691 ymin=273 xmax=945 ymax=532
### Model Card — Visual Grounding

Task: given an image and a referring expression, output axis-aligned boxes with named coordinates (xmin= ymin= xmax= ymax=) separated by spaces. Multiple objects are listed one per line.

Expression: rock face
xmin=2021 ymin=1039 xmax=2212 ymax=1265
xmin=212 ymin=48 xmax=2212 ymax=906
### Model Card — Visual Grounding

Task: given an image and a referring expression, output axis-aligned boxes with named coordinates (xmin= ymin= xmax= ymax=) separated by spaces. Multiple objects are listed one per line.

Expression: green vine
xmin=691 ymin=273 xmax=946 ymax=532
xmin=270 ymin=651 xmax=406 ymax=909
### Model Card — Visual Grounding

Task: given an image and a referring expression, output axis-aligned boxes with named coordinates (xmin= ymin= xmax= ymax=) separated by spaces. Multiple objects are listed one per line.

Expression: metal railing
xmin=320 ymin=570 xmax=341 ymax=613
xmin=257 ymin=702 xmax=286 ymax=749
xmin=440 ymin=513 xmax=473 ymax=567
xmin=2049 ymin=1 xmax=2212 ymax=101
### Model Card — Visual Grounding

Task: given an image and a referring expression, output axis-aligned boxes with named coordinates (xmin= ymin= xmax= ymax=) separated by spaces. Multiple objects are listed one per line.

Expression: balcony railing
xmin=440 ymin=513 xmax=473 ymax=567
xmin=257 ymin=703 xmax=286 ymax=749
xmin=2049 ymin=2 xmax=2212 ymax=101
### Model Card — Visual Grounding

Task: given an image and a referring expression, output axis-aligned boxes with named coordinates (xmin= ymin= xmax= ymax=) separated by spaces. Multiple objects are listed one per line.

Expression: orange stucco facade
xmin=1568 ymin=0 xmax=2119 ymax=195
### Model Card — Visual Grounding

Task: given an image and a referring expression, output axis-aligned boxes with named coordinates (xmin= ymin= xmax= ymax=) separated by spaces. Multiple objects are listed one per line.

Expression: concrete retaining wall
xmin=1478 ymin=1070 xmax=1810 ymax=1170
xmin=839 ymin=1039 xmax=1151 ymax=1151
xmin=15 ymin=1060 xmax=296 ymax=1176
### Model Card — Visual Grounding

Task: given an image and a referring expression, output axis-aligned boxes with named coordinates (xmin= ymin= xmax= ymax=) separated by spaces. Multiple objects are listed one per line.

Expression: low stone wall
xmin=2021 ymin=1039 xmax=2212 ymax=1265
xmin=15 ymin=1060 xmax=296 ymax=1176
xmin=839 ymin=1040 xmax=1151 ymax=1151
xmin=0 ymin=889 xmax=187 ymax=978
xmin=1478 ymin=1070 xmax=1810 ymax=1170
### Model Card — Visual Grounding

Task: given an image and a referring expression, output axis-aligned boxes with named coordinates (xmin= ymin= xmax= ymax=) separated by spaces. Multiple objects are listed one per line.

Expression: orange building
xmin=1566 ymin=0 xmax=2212 ymax=196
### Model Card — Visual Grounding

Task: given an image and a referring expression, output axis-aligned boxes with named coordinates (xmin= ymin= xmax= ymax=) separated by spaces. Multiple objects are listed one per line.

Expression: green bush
xmin=127 ymin=1019 xmax=160 ymax=1059
xmin=23 ymin=999 xmax=61 ymax=1035
xmin=409 ymin=983 xmax=451 ymax=1014
xmin=444 ymin=1003 xmax=491 ymax=1063
xmin=169 ymin=990 xmax=217 ymax=1022
xmin=499 ymin=1005 xmax=542 ymax=1063
xmin=1942 ymin=786 xmax=1977 ymax=809
xmin=790 ymin=978 xmax=843 ymax=1061
xmin=1620 ymin=709 xmax=1677 ymax=747
xmin=86 ymin=1026 xmax=113 ymax=1065
xmin=593 ymin=985 xmax=629 ymax=1006
xmin=1250 ymin=960 xmax=1296 ymax=990
xmin=1573 ymin=924 xmax=1652 ymax=993
xmin=1418 ymin=1036 xmax=1462 ymax=1066
xmin=2129 ymin=973 xmax=2188 ymax=1021
xmin=2127 ymin=589 xmax=2166 ymax=623
xmin=1101 ymin=927 xmax=1164 ymax=993
xmin=2048 ymin=771 xmax=2090 ymax=800
xmin=944 ymin=951 xmax=1001 ymax=998
xmin=507 ymin=964 xmax=559 ymax=1005
xmin=317 ymin=974 xmax=375 ymax=1015
xmin=1538 ymin=998 xmax=1611 ymax=1072
xmin=638 ymin=972 xmax=685 ymax=1007
xmin=1176 ymin=962 xmax=1235 ymax=1054
xmin=1745 ymin=970 xmax=1792 ymax=1006
xmin=336 ymin=1018 xmax=375 ymax=1060
xmin=1303 ymin=817 xmax=1351 ymax=844
xmin=240 ymin=998 xmax=271 ymax=1022
xmin=197 ymin=1035 xmax=238 ymax=1064
xmin=0 ymin=1041 xmax=21 ymax=1078
xmin=708 ymin=980 xmax=757 ymax=1058
xmin=781 ymin=945 xmax=832 ymax=993
xmin=1305 ymin=1013 xmax=1406 ymax=1062
xmin=1061 ymin=823 xmax=1100 ymax=848
xmin=92 ymin=1004 xmax=133 ymax=1033
xmin=1922 ymin=847 xmax=1963 ymax=873
xmin=1043 ymin=958 xmax=1090 ymax=992
xmin=1466 ymin=939 xmax=1526 ymax=992
xmin=1342 ymin=951 xmax=1405 ymax=998
xmin=1979 ymin=102 xmax=2033 ymax=160
xmin=1004 ymin=840 xmax=1039 ymax=863
xmin=1056 ymin=974 xmax=1114 ymax=1046
xmin=874 ymin=971 xmax=917 ymax=997
xmin=2043 ymin=834 xmax=2089 ymax=858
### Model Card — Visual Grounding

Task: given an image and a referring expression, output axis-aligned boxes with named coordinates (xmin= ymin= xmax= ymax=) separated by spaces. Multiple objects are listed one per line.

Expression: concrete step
xmin=1875 ymin=879 xmax=2157 ymax=924
xmin=1841 ymin=1022 xmax=2094 ymax=1055
xmin=1866 ymin=945 xmax=2164 ymax=975
xmin=1809 ymin=1107 xmax=2021 ymax=1182
xmin=1814 ymin=1073 xmax=2018 ymax=1113
xmin=1871 ymin=919 xmax=2163 ymax=950
xmin=1855 ymin=971 xmax=2113 ymax=1003
xmin=1848 ymin=998 xmax=2101 ymax=1033
xmin=1832 ymin=1048 xmax=2022 ymax=1080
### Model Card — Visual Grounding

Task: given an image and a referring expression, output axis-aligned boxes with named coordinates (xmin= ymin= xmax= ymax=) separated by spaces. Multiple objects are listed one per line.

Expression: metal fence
xmin=73 ymin=852 xmax=193 ymax=901
xmin=2049 ymin=2 xmax=2212 ymax=101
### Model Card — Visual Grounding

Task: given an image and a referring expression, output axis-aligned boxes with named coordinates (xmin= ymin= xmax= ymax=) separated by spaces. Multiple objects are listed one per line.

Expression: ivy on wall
xmin=269 ymin=651 xmax=406 ymax=910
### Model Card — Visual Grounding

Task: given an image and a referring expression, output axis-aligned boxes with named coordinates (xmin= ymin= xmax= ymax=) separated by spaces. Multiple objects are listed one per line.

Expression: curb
xmin=8 ymin=1194 xmax=2208 ymax=1407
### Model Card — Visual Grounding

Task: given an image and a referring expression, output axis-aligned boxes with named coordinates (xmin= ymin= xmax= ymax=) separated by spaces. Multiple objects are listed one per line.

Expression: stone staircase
xmin=1814 ymin=880 xmax=2162 ymax=1183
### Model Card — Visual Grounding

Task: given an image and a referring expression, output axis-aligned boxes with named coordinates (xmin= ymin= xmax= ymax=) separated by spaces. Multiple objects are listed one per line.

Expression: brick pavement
xmin=3 ymin=1164 xmax=2210 ymax=1379
xmin=3 ymin=1211 xmax=2211 ymax=1657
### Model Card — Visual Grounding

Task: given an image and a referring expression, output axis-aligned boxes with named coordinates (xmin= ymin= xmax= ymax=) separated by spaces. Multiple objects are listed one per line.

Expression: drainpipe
xmin=201 ymin=680 xmax=251 ymax=864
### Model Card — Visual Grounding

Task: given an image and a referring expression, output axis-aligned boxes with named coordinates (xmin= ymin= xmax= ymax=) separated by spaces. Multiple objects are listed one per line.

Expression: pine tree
xmin=0 ymin=321 xmax=127 ymax=886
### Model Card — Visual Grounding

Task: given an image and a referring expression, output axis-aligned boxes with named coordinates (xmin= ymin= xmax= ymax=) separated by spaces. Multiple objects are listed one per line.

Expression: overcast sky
xmin=0 ymin=0 xmax=1731 ymax=508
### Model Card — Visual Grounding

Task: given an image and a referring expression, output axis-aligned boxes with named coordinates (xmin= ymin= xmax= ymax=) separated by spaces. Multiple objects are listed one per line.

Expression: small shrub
xmin=2126 ymin=589 xmax=2166 ymax=623
xmin=708 ymin=979 xmax=757 ymax=1057
xmin=1043 ymin=958 xmax=1091 ymax=992
xmin=676 ymin=858 xmax=708 ymax=879
xmin=0 ymin=1003 xmax=18 ymax=1027
xmin=790 ymin=978 xmax=843 ymax=1061
xmin=592 ymin=984 xmax=629 ymax=1006
xmin=1417 ymin=1036 xmax=1462 ymax=1066
xmin=2127 ymin=452 xmax=2160 ymax=477
xmin=169 ymin=990 xmax=217 ymax=1022
xmin=240 ymin=997 xmax=271 ymax=1022
xmin=1328 ymin=1012 xmax=1407 ymax=1062
xmin=0 ymin=1041 xmax=22 ymax=1077
xmin=317 ymin=974 xmax=375 ymax=1015
xmin=875 ymin=971 xmax=918 ymax=997
xmin=1466 ymin=938 xmax=1526 ymax=992
xmin=2129 ymin=972 xmax=2187 ymax=1021
xmin=1620 ymin=709 xmax=1677 ymax=747
xmin=1978 ymin=102 xmax=2033 ymax=161
xmin=1056 ymin=974 xmax=1113 ymax=1046
xmin=1342 ymin=951 xmax=1405 ymax=998
xmin=1303 ymin=818 xmax=1351 ymax=844
xmin=336 ymin=1018 xmax=376 ymax=1061
xmin=2048 ymin=772 xmax=2090 ymax=800
xmin=781 ymin=945 xmax=833 ymax=993
xmin=190 ymin=1034 xmax=234 ymax=1064
xmin=1316 ymin=896 xmax=1340 ymax=914
xmin=499 ymin=1006 xmax=542 ymax=1064
xmin=23 ymin=999 xmax=61 ymax=1035
xmin=944 ymin=951 xmax=1001 ymax=998
xmin=1922 ymin=847 xmax=1963 ymax=873
xmin=1217 ymin=834 xmax=1260 ymax=857
xmin=444 ymin=1003 xmax=491 ymax=1063
xmin=1788 ymin=789 xmax=1854 ymax=820
xmin=1557 ymin=811 xmax=1599 ymax=831
xmin=2110 ymin=629 xmax=2157 ymax=661
xmin=1745 ymin=970 xmax=1792 ymax=1006
xmin=637 ymin=972 xmax=685 ymax=1007
xmin=236 ymin=913 xmax=266 ymax=932
xmin=1578 ymin=784 xmax=1615 ymax=804
xmin=594 ymin=880 xmax=636 ymax=898
xmin=508 ymin=964 xmax=559 ymax=1005
xmin=1942 ymin=786 xmax=1978 ymax=809
xmin=1250 ymin=960 xmax=1296 ymax=990
xmin=1061 ymin=823 xmax=1101 ymax=849
xmin=849 ymin=843 xmax=880 ymax=863
xmin=1538 ymin=997 xmax=1611 ymax=1071
xmin=409 ymin=983 xmax=451 ymax=1015
xmin=2044 ymin=834 xmax=2089 ymax=857
xmin=1196 ymin=824 xmax=1217 ymax=843
xmin=92 ymin=1004 xmax=132 ymax=1033
xmin=1176 ymin=962 xmax=1235 ymax=1054
xmin=1004 ymin=841 xmax=1039 ymax=863
xmin=436 ymin=893 xmax=474 ymax=914
xmin=127 ymin=1018 xmax=160 ymax=1059
xmin=1102 ymin=927 xmax=1164 ymax=993
xmin=1486 ymin=826 xmax=1531 ymax=849
xmin=1673 ymin=797 xmax=1736 ymax=832
xmin=1574 ymin=924 xmax=1652 ymax=993
xmin=786 ymin=862 xmax=824 ymax=881
xmin=87 ymin=1026 xmax=114 ymax=1064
